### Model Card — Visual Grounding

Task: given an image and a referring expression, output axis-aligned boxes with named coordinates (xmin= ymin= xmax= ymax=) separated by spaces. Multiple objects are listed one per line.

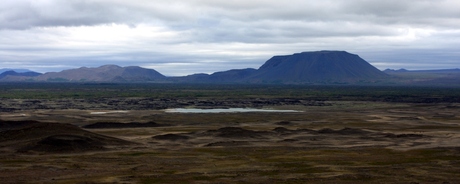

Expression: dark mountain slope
xmin=118 ymin=66 xmax=166 ymax=82
xmin=176 ymin=68 xmax=257 ymax=83
xmin=249 ymin=51 xmax=388 ymax=83
xmin=210 ymin=68 xmax=257 ymax=81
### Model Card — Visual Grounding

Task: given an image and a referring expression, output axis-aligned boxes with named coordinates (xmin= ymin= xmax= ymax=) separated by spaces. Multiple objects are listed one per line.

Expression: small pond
xmin=164 ymin=108 xmax=302 ymax=113
xmin=90 ymin=111 xmax=129 ymax=115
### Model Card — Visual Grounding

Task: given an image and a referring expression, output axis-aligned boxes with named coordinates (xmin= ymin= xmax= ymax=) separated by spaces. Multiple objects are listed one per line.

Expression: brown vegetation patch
xmin=204 ymin=127 xmax=272 ymax=138
xmin=384 ymin=133 xmax=427 ymax=138
xmin=205 ymin=141 xmax=251 ymax=147
xmin=152 ymin=134 xmax=190 ymax=141
xmin=83 ymin=121 xmax=165 ymax=129
xmin=272 ymin=127 xmax=294 ymax=134
xmin=317 ymin=127 xmax=371 ymax=135
xmin=275 ymin=121 xmax=291 ymax=125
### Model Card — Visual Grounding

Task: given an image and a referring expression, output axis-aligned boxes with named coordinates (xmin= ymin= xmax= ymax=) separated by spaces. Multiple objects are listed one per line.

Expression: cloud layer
xmin=1 ymin=0 xmax=459 ymax=75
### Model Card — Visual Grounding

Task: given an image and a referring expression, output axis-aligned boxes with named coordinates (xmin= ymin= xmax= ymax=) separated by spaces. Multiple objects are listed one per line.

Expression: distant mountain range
xmin=173 ymin=51 xmax=388 ymax=84
xmin=384 ymin=68 xmax=460 ymax=73
xmin=1 ymin=51 xmax=459 ymax=86
xmin=383 ymin=68 xmax=460 ymax=86
xmin=0 ymin=68 xmax=36 ymax=74
xmin=0 ymin=70 xmax=41 ymax=80
xmin=32 ymin=65 xmax=166 ymax=82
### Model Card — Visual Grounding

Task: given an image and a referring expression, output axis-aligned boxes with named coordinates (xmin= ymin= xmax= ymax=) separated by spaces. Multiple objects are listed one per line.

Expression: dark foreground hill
xmin=0 ymin=120 xmax=133 ymax=153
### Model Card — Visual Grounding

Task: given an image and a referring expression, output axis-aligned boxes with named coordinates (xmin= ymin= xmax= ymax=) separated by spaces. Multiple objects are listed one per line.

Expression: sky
xmin=1 ymin=0 xmax=460 ymax=76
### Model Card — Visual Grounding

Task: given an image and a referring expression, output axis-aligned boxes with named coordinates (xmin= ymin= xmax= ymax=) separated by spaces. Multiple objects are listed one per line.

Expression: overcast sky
xmin=1 ymin=0 xmax=460 ymax=76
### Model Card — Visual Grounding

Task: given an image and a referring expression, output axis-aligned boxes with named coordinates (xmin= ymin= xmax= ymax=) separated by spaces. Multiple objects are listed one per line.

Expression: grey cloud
xmin=0 ymin=0 xmax=163 ymax=29
xmin=1 ymin=0 xmax=109 ymax=29
xmin=2 ymin=0 xmax=457 ymax=29
xmin=340 ymin=0 xmax=460 ymax=28
xmin=0 ymin=0 xmax=459 ymax=75
xmin=2 ymin=0 xmax=459 ymax=38
xmin=186 ymin=19 xmax=401 ymax=44
xmin=359 ymin=48 xmax=460 ymax=70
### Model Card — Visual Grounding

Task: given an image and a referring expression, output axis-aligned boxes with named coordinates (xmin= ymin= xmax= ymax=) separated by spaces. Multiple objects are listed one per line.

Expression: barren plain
xmin=1 ymin=84 xmax=459 ymax=183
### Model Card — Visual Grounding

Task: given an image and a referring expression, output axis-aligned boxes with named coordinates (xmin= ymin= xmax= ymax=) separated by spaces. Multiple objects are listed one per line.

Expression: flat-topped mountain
xmin=247 ymin=51 xmax=388 ymax=83
xmin=33 ymin=65 xmax=166 ymax=82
